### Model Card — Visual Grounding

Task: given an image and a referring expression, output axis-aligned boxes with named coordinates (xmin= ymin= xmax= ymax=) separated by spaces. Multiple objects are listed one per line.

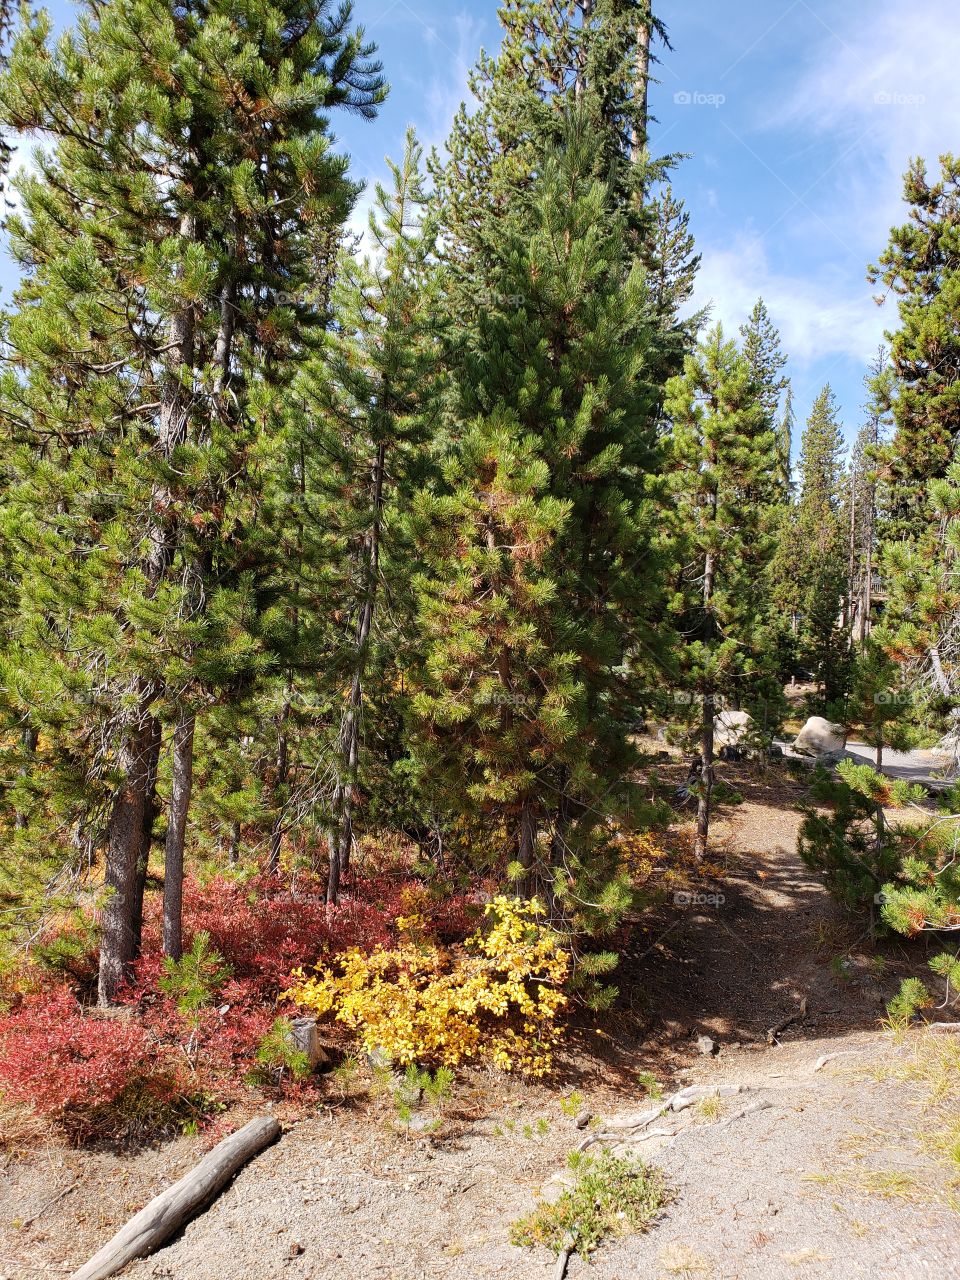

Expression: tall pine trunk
xmin=695 ymin=687 xmax=715 ymax=861
xmin=163 ymin=713 xmax=195 ymax=960
xmin=326 ymin=437 xmax=387 ymax=904
xmin=98 ymin=214 xmax=196 ymax=1004
xmin=268 ymin=707 xmax=290 ymax=876
xmin=160 ymin=278 xmax=234 ymax=951
xmin=131 ymin=716 xmax=162 ymax=956
xmin=695 ymin=544 xmax=718 ymax=861
xmin=13 ymin=722 xmax=37 ymax=830
xmin=98 ymin=710 xmax=155 ymax=1004
xmin=630 ymin=2 xmax=652 ymax=166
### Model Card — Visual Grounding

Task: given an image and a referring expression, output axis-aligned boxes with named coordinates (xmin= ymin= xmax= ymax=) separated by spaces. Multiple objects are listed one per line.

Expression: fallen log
xmin=69 ymin=1115 xmax=281 ymax=1280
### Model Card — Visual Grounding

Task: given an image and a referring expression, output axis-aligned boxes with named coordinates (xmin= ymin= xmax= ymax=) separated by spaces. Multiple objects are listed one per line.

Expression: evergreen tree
xmin=844 ymin=350 xmax=889 ymax=644
xmin=869 ymin=155 xmax=960 ymax=545
xmin=412 ymin=115 xmax=666 ymax=930
xmin=740 ymin=298 xmax=790 ymax=495
xmin=776 ymin=386 xmax=849 ymax=704
xmin=290 ymin=130 xmax=442 ymax=902
xmin=0 ymin=0 xmax=383 ymax=996
xmin=665 ymin=324 xmax=779 ymax=857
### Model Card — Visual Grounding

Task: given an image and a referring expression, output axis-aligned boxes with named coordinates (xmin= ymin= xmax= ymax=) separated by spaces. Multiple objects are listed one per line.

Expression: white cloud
xmin=774 ymin=0 xmax=960 ymax=250
xmin=689 ymin=232 xmax=887 ymax=367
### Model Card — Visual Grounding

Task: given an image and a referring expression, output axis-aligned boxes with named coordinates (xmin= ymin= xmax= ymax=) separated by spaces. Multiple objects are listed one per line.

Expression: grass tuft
xmin=511 ymin=1148 xmax=669 ymax=1257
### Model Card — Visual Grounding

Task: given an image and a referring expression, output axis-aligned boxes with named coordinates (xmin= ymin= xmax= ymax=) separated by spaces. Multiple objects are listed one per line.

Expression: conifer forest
xmin=0 ymin=3 xmax=958 ymax=1278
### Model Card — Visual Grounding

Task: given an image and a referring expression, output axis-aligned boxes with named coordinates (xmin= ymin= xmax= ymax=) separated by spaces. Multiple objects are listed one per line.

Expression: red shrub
xmin=0 ymin=988 xmax=151 ymax=1118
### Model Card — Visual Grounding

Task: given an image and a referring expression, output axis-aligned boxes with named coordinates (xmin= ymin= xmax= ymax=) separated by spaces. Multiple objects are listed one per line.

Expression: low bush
xmin=284 ymin=896 xmax=570 ymax=1074
xmin=511 ymin=1149 xmax=669 ymax=1257
xmin=0 ymin=987 xmax=200 ymax=1139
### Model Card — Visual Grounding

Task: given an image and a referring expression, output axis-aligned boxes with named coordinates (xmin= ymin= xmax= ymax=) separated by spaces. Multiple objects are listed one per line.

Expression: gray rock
xmin=715 ymin=709 xmax=755 ymax=748
xmin=793 ymin=716 xmax=846 ymax=759
xmin=696 ymin=1034 xmax=718 ymax=1056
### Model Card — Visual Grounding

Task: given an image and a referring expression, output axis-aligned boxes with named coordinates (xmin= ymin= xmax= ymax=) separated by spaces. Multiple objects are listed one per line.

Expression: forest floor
xmin=2 ymin=759 xmax=959 ymax=1280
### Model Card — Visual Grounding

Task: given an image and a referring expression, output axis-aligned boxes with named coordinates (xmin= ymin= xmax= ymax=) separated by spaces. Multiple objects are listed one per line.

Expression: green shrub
xmin=511 ymin=1149 xmax=668 ymax=1257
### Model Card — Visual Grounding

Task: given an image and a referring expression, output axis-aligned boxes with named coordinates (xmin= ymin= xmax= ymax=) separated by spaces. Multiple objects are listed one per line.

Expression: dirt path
xmin=4 ymin=768 xmax=958 ymax=1280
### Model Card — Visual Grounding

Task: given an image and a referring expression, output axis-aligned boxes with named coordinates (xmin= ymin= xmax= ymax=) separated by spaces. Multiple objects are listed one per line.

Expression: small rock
xmin=289 ymin=1242 xmax=305 ymax=1257
xmin=696 ymin=1034 xmax=718 ymax=1056
xmin=574 ymin=1109 xmax=592 ymax=1130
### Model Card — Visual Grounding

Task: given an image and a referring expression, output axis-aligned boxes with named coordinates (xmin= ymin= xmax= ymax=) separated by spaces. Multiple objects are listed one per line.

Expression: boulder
xmin=793 ymin=716 xmax=846 ymax=760
xmin=714 ymin=709 xmax=754 ymax=748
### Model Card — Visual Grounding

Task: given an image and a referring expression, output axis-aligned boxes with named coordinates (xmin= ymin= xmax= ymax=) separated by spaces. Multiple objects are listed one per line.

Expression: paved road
xmin=778 ymin=737 xmax=957 ymax=792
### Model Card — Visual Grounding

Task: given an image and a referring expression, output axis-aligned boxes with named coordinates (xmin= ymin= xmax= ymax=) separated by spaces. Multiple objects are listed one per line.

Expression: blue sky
xmin=6 ymin=0 xmax=959 ymax=452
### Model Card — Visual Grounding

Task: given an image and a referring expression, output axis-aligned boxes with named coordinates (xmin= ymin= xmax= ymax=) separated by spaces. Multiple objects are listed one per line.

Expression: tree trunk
xmin=575 ymin=0 xmax=593 ymax=99
xmin=161 ymin=275 xmax=234 ymax=946
xmin=327 ymin=437 xmax=387 ymax=903
xmin=695 ymin=541 xmax=718 ymax=862
xmin=695 ymin=690 xmax=715 ymax=861
xmin=630 ymin=2 xmax=652 ymax=166
xmin=517 ymin=799 xmax=538 ymax=899
xmin=268 ymin=715 xmax=289 ymax=876
xmin=68 ymin=1116 xmax=280 ymax=1280
xmin=163 ymin=713 xmax=195 ymax=961
xmin=131 ymin=716 xmax=162 ymax=957
xmin=98 ymin=212 xmax=196 ymax=1005
xmin=13 ymin=722 xmax=38 ymax=830
xmin=98 ymin=712 xmax=155 ymax=1005
xmin=228 ymin=820 xmax=241 ymax=866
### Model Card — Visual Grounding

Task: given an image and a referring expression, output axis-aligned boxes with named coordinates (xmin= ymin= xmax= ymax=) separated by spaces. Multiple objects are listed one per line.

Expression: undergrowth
xmin=511 ymin=1149 xmax=669 ymax=1257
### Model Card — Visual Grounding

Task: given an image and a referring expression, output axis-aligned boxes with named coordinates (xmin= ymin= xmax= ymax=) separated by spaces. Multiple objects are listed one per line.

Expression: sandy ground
xmin=3 ymin=762 xmax=958 ymax=1280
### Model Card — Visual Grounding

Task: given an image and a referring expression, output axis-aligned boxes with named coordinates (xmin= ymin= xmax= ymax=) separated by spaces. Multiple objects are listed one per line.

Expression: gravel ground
xmin=3 ymin=764 xmax=958 ymax=1280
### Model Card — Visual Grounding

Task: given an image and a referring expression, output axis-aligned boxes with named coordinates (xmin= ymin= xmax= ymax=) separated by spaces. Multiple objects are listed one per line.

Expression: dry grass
xmin=659 ymin=1240 xmax=711 ymax=1274
xmin=807 ymin=1168 xmax=921 ymax=1201
xmin=809 ymin=1030 xmax=960 ymax=1211
xmin=694 ymin=1094 xmax=725 ymax=1123
xmin=0 ymin=1101 xmax=50 ymax=1153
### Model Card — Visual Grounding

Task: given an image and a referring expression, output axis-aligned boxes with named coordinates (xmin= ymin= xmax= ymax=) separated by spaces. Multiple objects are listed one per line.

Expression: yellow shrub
xmin=283 ymin=897 xmax=569 ymax=1075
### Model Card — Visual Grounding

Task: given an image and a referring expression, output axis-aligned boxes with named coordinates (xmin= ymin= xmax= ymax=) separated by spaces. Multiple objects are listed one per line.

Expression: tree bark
xmin=98 ymin=212 xmax=196 ymax=1005
xmin=630 ymin=2 xmax=652 ymax=167
xmin=695 ymin=541 xmax=718 ymax=861
xmin=327 ymin=437 xmax=387 ymax=903
xmin=98 ymin=712 xmax=156 ymax=1005
xmin=13 ymin=722 xmax=38 ymax=830
xmin=131 ymin=716 xmax=162 ymax=957
xmin=695 ymin=690 xmax=715 ymax=861
xmin=268 ymin=713 xmax=289 ymax=876
xmin=163 ymin=713 xmax=195 ymax=961
xmin=517 ymin=799 xmax=538 ymax=899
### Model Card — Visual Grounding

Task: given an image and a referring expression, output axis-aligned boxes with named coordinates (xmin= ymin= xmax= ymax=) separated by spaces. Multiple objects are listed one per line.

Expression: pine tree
xmin=289 ymin=129 xmax=442 ymax=902
xmin=844 ymin=350 xmax=889 ymax=644
xmin=869 ymin=154 xmax=960 ymax=545
xmin=876 ymin=461 xmax=960 ymax=750
xmin=776 ymin=386 xmax=849 ymax=704
xmin=664 ymin=324 xmax=779 ymax=857
xmin=0 ymin=0 xmax=383 ymax=996
xmin=432 ymin=2 xmax=678 ymax=270
xmin=740 ymin=298 xmax=790 ymax=496
xmin=412 ymin=114 xmax=666 ymax=928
